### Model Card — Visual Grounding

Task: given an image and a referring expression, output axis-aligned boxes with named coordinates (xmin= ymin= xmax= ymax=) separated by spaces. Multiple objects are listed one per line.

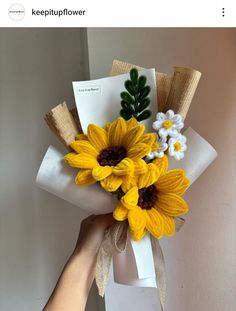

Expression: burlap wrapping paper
xmin=45 ymin=101 xmax=81 ymax=149
xmin=43 ymin=60 xmax=202 ymax=309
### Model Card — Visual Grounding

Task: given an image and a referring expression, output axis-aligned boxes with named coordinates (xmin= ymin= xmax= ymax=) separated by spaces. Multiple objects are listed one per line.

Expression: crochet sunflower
xmin=64 ymin=117 xmax=156 ymax=192
xmin=113 ymin=155 xmax=190 ymax=240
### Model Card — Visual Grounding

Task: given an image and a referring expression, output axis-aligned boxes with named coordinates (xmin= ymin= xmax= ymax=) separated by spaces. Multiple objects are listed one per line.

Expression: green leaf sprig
xmin=120 ymin=68 xmax=152 ymax=121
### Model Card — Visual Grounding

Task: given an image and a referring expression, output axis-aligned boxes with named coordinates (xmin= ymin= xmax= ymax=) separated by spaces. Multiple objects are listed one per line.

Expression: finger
xmin=97 ymin=213 xmax=115 ymax=228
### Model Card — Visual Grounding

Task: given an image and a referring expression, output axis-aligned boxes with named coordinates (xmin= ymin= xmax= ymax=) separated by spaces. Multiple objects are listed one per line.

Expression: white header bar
xmin=1 ymin=0 xmax=236 ymax=27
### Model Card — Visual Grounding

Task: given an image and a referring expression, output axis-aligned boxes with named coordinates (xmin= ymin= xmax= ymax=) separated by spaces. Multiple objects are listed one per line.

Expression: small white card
xmin=73 ymin=69 xmax=157 ymax=133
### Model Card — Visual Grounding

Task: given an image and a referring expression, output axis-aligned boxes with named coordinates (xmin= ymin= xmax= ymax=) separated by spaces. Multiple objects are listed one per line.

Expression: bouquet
xmin=36 ymin=60 xmax=217 ymax=310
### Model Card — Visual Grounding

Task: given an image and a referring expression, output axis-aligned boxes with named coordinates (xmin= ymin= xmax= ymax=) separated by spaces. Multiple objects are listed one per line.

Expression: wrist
xmin=73 ymin=242 xmax=100 ymax=260
xmin=68 ymin=248 xmax=97 ymax=280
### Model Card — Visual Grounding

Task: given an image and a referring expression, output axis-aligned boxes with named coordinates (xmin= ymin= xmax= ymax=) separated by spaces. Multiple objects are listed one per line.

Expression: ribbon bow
xmin=95 ymin=217 xmax=185 ymax=310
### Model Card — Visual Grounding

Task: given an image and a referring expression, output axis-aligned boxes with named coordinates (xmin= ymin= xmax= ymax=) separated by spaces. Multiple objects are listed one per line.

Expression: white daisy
xmin=168 ymin=133 xmax=187 ymax=160
xmin=146 ymin=136 xmax=168 ymax=160
xmin=152 ymin=110 xmax=184 ymax=138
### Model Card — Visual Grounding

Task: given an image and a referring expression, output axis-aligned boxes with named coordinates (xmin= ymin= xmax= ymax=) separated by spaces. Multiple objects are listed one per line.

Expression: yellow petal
xmin=174 ymin=177 xmax=190 ymax=195
xmin=123 ymin=125 xmax=145 ymax=149
xmin=113 ymin=202 xmax=128 ymax=221
xmin=131 ymin=228 xmax=147 ymax=241
xmin=161 ymin=213 xmax=175 ymax=237
xmin=70 ymin=140 xmax=98 ymax=157
xmin=113 ymin=158 xmax=134 ymax=176
xmin=156 ymin=193 xmax=189 ymax=216
xmin=100 ymin=174 xmax=122 ymax=192
xmin=126 ymin=117 xmax=138 ymax=130
xmin=153 ymin=155 xmax=168 ymax=176
xmin=121 ymin=187 xmax=139 ymax=209
xmin=128 ymin=206 xmax=147 ymax=233
xmin=87 ymin=124 xmax=108 ymax=152
xmin=138 ymin=133 xmax=156 ymax=146
xmin=138 ymin=163 xmax=160 ymax=189
xmin=75 ymin=169 xmax=96 ymax=186
xmin=121 ymin=175 xmax=139 ymax=193
xmin=127 ymin=143 xmax=151 ymax=160
xmin=146 ymin=208 xmax=164 ymax=239
xmin=108 ymin=117 xmax=127 ymax=146
xmin=75 ymin=134 xmax=88 ymax=140
xmin=155 ymin=169 xmax=187 ymax=193
xmin=134 ymin=159 xmax=148 ymax=175
xmin=64 ymin=152 xmax=98 ymax=169
xmin=104 ymin=122 xmax=112 ymax=132
xmin=92 ymin=166 xmax=113 ymax=181
xmin=151 ymin=142 xmax=159 ymax=151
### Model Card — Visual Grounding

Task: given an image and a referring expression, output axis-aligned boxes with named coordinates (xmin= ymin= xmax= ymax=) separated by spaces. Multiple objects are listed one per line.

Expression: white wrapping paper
xmin=168 ymin=127 xmax=218 ymax=183
xmin=36 ymin=128 xmax=217 ymax=288
xmin=113 ymin=232 xmax=157 ymax=287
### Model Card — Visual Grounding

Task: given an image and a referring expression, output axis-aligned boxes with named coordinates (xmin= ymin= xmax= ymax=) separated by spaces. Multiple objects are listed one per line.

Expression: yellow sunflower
xmin=113 ymin=155 xmax=190 ymax=240
xmin=64 ymin=117 xmax=156 ymax=192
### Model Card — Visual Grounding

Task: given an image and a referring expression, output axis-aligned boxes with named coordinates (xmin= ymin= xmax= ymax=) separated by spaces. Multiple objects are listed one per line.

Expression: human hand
xmin=72 ymin=214 xmax=115 ymax=258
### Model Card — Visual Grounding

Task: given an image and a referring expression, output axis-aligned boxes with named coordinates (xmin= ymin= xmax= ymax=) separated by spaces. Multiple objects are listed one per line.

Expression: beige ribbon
xmin=150 ymin=236 xmax=166 ymax=311
xmin=175 ymin=217 xmax=185 ymax=232
xmin=96 ymin=221 xmax=128 ymax=296
xmin=95 ymin=217 xmax=185 ymax=309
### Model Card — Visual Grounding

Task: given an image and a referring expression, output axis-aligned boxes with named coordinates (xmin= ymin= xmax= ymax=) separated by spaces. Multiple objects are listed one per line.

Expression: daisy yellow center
xmin=174 ymin=142 xmax=182 ymax=151
xmin=163 ymin=119 xmax=173 ymax=129
xmin=138 ymin=185 xmax=158 ymax=210
xmin=97 ymin=146 xmax=127 ymax=166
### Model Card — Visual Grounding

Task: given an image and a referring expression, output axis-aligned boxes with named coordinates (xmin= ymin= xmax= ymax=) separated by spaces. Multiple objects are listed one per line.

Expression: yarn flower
xmin=113 ymin=155 xmax=190 ymax=240
xmin=146 ymin=136 xmax=168 ymax=160
xmin=168 ymin=133 xmax=187 ymax=160
xmin=64 ymin=117 xmax=155 ymax=192
xmin=153 ymin=110 xmax=184 ymax=138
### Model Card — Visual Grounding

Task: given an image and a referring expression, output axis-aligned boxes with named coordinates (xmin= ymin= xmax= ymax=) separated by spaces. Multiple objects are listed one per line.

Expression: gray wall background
xmin=0 ymin=28 xmax=101 ymax=311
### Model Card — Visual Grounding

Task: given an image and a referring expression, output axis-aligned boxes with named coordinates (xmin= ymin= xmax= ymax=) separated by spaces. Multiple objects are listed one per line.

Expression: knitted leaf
xmin=136 ymin=110 xmax=152 ymax=121
xmin=120 ymin=68 xmax=152 ymax=121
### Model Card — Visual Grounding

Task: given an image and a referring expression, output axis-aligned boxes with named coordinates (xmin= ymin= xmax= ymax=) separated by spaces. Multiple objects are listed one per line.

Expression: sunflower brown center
xmin=138 ymin=185 xmax=158 ymax=210
xmin=97 ymin=146 xmax=127 ymax=166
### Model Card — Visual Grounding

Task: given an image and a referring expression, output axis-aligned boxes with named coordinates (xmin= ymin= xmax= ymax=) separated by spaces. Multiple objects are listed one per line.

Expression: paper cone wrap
xmin=168 ymin=127 xmax=218 ymax=183
xmin=37 ymin=60 xmax=217 ymax=291
xmin=36 ymin=127 xmax=217 ymax=287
